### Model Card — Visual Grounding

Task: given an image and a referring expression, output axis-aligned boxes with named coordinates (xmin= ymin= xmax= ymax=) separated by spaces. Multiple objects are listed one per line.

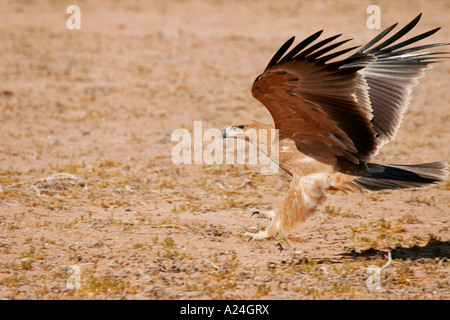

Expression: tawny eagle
xmin=222 ymin=14 xmax=448 ymax=243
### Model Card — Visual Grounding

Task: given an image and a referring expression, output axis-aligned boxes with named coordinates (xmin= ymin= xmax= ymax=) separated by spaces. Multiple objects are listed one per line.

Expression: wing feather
xmin=253 ymin=41 xmax=377 ymax=165
xmin=345 ymin=15 xmax=449 ymax=148
xmin=252 ymin=13 xmax=448 ymax=167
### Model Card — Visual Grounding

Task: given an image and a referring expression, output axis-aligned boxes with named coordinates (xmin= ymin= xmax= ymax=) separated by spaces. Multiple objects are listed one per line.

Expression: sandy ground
xmin=0 ymin=0 xmax=449 ymax=300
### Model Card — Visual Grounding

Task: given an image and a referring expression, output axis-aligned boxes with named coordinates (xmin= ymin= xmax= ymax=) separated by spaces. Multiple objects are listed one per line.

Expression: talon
xmin=246 ymin=206 xmax=260 ymax=217
xmin=241 ymin=231 xmax=255 ymax=242
xmin=246 ymin=207 xmax=275 ymax=221
xmin=276 ymin=242 xmax=283 ymax=252
xmin=251 ymin=211 xmax=260 ymax=217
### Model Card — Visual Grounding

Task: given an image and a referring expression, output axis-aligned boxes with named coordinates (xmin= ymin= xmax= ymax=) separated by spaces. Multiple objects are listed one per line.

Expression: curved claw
xmin=246 ymin=206 xmax=260 ymax=218
xmin=276 ymin=242 xmax=283 ymax=252
xmin=250 ymin=210 xmax=260 ymax=217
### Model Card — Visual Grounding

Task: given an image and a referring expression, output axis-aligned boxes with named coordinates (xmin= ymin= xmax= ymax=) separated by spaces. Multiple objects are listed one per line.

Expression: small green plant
xmin=133 ymin=243 xmax=143 ymax=249
xmin=163 ymin=236 xmax=175 ymax=248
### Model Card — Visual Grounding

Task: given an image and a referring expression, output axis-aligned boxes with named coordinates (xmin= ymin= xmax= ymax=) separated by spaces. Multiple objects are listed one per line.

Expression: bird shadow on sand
xmin=339 ymin=238 xmax=450 ymax=261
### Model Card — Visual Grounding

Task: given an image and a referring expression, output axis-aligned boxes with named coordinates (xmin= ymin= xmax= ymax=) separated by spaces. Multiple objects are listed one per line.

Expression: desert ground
xmin=0 ymin=0 xmax=449 ymax=300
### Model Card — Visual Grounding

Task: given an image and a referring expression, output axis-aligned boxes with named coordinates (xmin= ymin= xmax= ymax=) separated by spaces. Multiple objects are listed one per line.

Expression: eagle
xmin=222 ymin=14 xmax=448 ymax=244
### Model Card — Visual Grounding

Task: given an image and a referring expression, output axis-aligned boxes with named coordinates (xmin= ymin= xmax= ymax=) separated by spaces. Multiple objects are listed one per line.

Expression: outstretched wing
xmin=252 ymin=14 xmax=448 ymax=166
xmin=345 ymin=13 xmax=448 ymax=150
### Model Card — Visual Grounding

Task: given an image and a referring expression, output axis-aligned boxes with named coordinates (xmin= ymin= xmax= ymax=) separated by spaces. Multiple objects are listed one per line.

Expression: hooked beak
xmin=222 ymin=129 xmax=228 ymax=139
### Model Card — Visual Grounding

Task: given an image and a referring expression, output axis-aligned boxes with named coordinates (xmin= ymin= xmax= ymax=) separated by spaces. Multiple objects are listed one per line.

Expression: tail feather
xmin=351 ymin=162 xmax=448 ymax=191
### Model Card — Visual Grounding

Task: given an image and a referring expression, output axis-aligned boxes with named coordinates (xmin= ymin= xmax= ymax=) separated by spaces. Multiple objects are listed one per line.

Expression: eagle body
xmin=222 ymin=14 xmax=448 ymax=242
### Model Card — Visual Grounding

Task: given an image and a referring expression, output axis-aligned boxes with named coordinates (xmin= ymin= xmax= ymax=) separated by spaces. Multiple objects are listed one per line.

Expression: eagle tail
xmin=351 ymin=162 xmax=448 ymax=191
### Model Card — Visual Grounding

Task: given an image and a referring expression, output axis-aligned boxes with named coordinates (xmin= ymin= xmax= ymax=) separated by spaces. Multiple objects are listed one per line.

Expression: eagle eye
xmin=237 ymin=125 xmax=245 ymax=130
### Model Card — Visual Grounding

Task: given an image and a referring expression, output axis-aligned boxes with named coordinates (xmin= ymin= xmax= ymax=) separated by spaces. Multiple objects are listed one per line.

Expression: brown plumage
xmin=222 ymin=14 xmax=448 ymax=242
